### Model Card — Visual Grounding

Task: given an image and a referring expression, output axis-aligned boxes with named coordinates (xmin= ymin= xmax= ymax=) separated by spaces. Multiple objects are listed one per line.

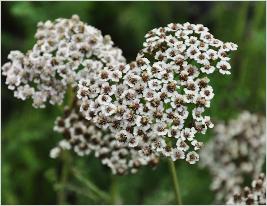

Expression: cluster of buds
xmin=50 ymin=100 xmax=159 ymax=175
xmin=77 ymin=22 xmax=237 ymax=164
xmin=2 ymin=15 xmax=125 ymax=108
xmin=227 ymin=173 xmax=266 ymax=205
xmin=200 ymin=111 xmax=266 ymax=202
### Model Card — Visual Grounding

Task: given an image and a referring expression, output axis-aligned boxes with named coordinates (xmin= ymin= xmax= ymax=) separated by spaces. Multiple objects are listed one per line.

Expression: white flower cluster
xmin=77 ymin=22 xmax=237 ymax=164
xmin=2 ymin=15 xmax=125 ymax=108
xmin=50 ymin=101 xmax=159 ymax=175
xmin=200 ymin=111 xmax=266 ymax=203
xmin=227 ymin=173 xmax=266 ymax=205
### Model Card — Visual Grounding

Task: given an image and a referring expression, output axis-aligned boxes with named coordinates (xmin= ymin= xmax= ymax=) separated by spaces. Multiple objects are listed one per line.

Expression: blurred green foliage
xmin=1 ymin=1 xmax=265 ymax=205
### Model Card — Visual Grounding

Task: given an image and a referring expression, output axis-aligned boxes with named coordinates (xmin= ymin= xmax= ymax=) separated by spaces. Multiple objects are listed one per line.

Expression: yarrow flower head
xmin=50 ymin=100 xmax=159 ymax=175
xmin=200 ymin=111 xmax=266 ymax=203
xmin=227 ymin=173 xmax=266 ymax=205
xmin=2 ymin=15 xmax=125 ymax=108
xmin=77 ymin=22 xmax=237 ymax=164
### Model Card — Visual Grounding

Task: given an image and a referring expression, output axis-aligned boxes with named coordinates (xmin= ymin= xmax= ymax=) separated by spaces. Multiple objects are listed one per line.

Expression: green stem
xmin=57 ymin=87 xmax=74 ymax=204
xmin=57 ymin=183 xmax=99 ymax=202
xmin=110 ymin=175 xmax=121 ymax=204
xmin=68 ymin=87 xmax=75 ymax=106
xmin=58 ymin=151 xmax=71 ymax=205
xmin=168 ymin=159 xmax=182 ymax=205
xmin=72 ymin=168 xmax=110 ymax=202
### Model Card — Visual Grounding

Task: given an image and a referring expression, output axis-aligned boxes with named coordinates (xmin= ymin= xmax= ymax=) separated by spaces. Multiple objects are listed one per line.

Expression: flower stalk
xmin=58 ymin=151 xmax=71 ymax=204
xmin=72 ymin=168 xmax=110 ymax=202
xmin=57 ymin=87 xmax=74 ymax=204
xmin=110 ymin=175 xmax=121 ymax=204
xmin=168 ymin=159 xmax=182 ymax=205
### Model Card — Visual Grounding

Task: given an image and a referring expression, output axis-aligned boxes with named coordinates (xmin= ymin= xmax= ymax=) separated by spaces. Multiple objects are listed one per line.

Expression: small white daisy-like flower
xmin=176 ymin=138 xmax=190 ymax=151
xmin=166 ymin=48 xmax=179 ymax=60
xmin=206 ymin=49 xmax=218 ymax=60
xmin=181 ymin=127 xmax=196 ymax=141
xmin=168 ymin=126 xmax=181 ymax=139
xmin=198 ymin=41 xmax=209 ymax=51
xmin=194 ymin=24 xmax=209 ymax=34
xmin=97 ymin=94 xmax=112 ymax=105
xmin=200 ymin=64 xmax=215 ymax=74
xmin=196 ymin=52 xmax=209 ymax=65
xmin=186 ymin=46 xmax=201 ymax=59
xmin=143 ymin=88 xmax=156 ymax=101
xmin=115 ymin=130 xmax=130 ymax=144
xmin=192 ymin=107 xmax=205 ymax=121
xmin=191 ymin=140 xmax=203 ymax=150
xmin=218 ymin=48 xmax=231 ymax=61
xmin=154 ymin=122 xmax=168 ymax=136
xmin=151 ymin=138 xmax=166 ymax=152
xmin=101 ymin=104 xmax=117 ymax=116
xmin=171 ymin=148 xmax=185 ymax=161
xmin=162 ymin=146 xmax=172 ymax=157
xmin=110 ymin=70 xmax=123 ymax=82
xmin=185 ymin=36 xmax=200 ymax=46
xmin=77 ymin=85 xmax=90 ymax=99
xmin=101 ymin=82 xmax=116 ymax=96
xmin=217 ymin=60 xmax=231 ymax=75
xmin=186 ymin=151 xmax=199 ymax=164
xmin=223 ymin=42 xmax=238 ymax=52
xmin=128 ymin=137 xmax=139 ymax=148
xmin=148 ymin=79 xmax=162 ymax=91
xmin=204 ymin=116 xmax=214 ymax=128
xmin=200 ymin=85 xmax=214 ymax=100
xmin=174 ymin=42 xmax=187 ymax=53
xmin=184 ymin=80 xmax=199 ymax=94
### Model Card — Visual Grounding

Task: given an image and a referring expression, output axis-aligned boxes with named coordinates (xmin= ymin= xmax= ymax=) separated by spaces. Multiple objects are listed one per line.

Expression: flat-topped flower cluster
xmin=77 ymin=22 xmax=237 ymax=164
xmin=50 ymin=101 xmax=159 ymax=175
xmin=2 ymin=15 xmax=240 ymax=174
xmin=2 ymin=15 xmax=125 ymax=108
xmin=227 ymin=173 xmax=266 ymax=205
xmin=201 ymin=111 xmax=266 ymax=202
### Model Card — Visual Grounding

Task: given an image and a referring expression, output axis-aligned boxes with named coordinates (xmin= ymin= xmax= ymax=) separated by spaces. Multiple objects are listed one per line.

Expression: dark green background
xmin=1 ymin=1 xmax=266 ymax=204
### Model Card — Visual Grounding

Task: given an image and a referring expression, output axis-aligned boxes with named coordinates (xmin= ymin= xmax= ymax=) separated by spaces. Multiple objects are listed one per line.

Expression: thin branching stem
xmin=72 ymin=168 xmax=111 ymax=202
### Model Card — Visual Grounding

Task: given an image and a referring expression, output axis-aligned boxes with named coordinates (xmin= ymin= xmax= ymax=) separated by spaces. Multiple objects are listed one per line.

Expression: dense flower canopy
xmin=77 ymin=22 xmax=237 ymax=164
xmin=2 ymin=15 xmax=125 ymax=108
xmin=201 ymin=111 xmax=266 ymax=202
xmin=50 ymin=100 xmax=159 ymax=175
